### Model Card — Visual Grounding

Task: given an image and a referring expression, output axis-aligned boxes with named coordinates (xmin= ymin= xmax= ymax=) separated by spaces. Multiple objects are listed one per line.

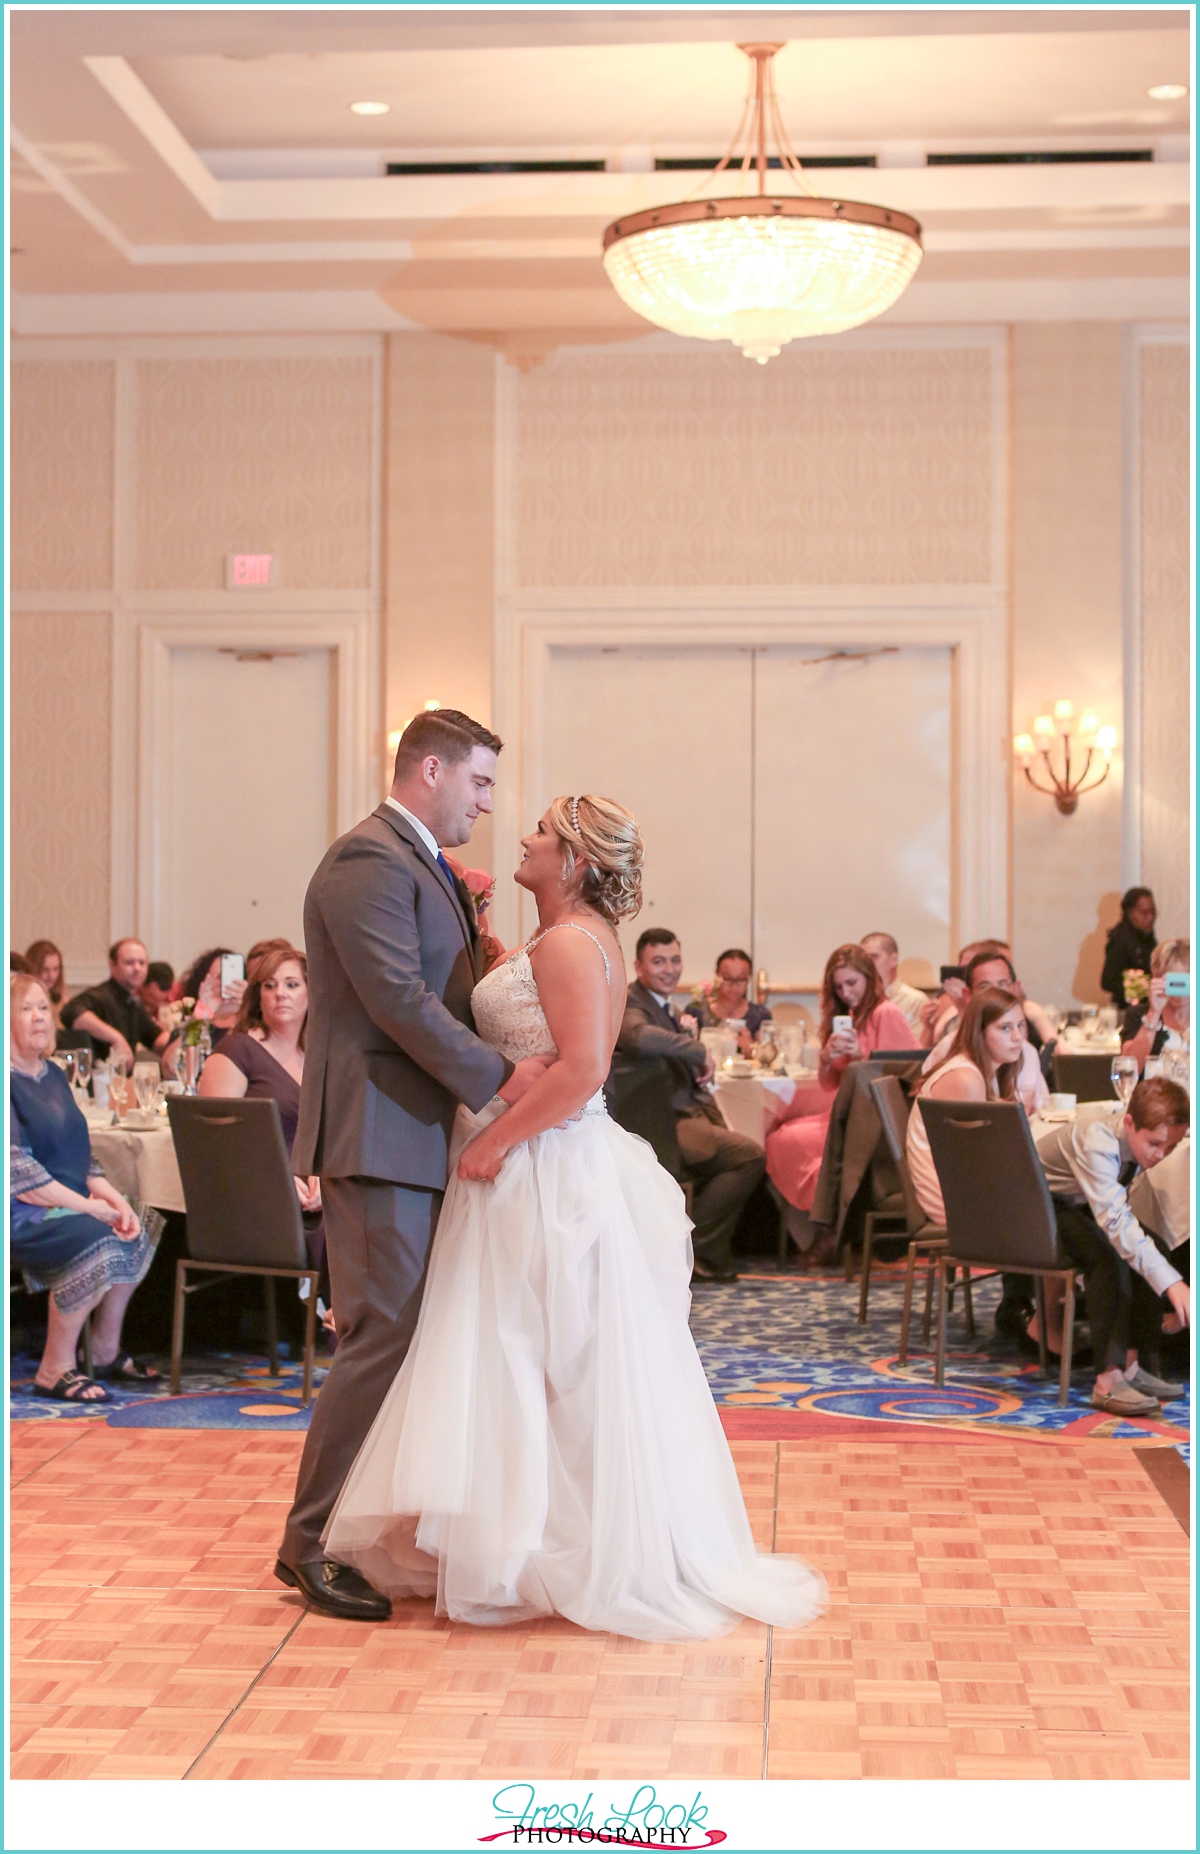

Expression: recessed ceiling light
xmin=1148 ymin=83 xmax=1188 ymax=100
xmin=349 ymin=100 xmax=390 ymax=116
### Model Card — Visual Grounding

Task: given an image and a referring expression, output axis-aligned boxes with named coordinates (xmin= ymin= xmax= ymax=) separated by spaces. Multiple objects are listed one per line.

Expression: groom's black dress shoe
xmin=274 ymin=1557 xmax=392 ymax=1621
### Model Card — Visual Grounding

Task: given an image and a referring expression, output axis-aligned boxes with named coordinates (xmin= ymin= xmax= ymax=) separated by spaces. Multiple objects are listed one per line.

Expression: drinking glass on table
xmin=1081 ymin=1004 xmax=1099 ymax=1039
xmin=1098 ymin=1006 xmax=1118 ymax=1038
xmin=72 ymin=1046 xmax=93 ymax=1100
xmin=1111 ymin=1054 xmax=1139 ymax=1108
xmin=133 ymin=1059 xmax=160 ymax=1115
xmin=1163 ymin=1047 xmax=1191 ymax=1093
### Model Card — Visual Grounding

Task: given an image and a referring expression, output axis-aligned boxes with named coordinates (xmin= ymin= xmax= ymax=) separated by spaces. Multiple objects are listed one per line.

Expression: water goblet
xmin=1110 ymin=1054 xmax=1139 ymax=1108
xmin=133 ymin=1060 xmax=160 ymax=1116
xmin=1081 ymin=1004 xmax=1099 ymax=1040
xmin=72 ymin=1046 xmax=93 ymax=1099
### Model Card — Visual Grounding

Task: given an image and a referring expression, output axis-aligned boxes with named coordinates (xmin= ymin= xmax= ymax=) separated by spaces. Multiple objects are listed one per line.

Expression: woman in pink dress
xmin=766 ymin=943 xmax=913 ymax=1213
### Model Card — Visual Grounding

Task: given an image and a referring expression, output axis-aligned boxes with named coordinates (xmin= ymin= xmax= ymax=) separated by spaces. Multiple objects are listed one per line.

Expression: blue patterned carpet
xmin=10 ymin=1262 xmax=1190 ymax=1448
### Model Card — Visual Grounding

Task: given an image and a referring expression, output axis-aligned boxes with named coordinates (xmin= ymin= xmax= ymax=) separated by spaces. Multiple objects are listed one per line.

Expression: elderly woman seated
xmin=10 ymin=972 xmax=159 ymax=1401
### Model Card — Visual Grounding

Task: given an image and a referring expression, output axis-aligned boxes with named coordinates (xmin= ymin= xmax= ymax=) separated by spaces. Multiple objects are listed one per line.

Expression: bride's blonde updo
xmin=548 ymin=795 xmax=643 ymax=926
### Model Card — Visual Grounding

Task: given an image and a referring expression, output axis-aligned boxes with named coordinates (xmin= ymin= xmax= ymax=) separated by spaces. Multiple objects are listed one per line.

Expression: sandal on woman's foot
xmin=32 ymin=1371 xmax=110 ymax=1403
xmin=82 ymin=1352 xmax=161 ymax=1383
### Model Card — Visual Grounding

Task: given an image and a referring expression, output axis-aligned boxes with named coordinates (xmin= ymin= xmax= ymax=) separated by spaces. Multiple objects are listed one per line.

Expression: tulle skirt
xmin=324 ymin=1100 xmax=825 ymax=1642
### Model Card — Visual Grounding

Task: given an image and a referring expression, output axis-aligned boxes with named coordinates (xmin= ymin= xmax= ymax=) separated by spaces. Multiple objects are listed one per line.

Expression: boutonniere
xmin=441 ymin=854 xmax=496 ymax=924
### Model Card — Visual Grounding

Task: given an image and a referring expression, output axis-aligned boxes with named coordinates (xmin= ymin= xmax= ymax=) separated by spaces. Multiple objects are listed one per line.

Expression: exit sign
xmin=225 ymin=553 xmax=278 ymax=588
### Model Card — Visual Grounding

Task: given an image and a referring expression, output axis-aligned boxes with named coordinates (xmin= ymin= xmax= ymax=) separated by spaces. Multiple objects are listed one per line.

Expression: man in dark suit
xmin=618 ymin=927 xmax=765 ymax=1283
xmin=277 ymin=709 xmax=549 ymax=1619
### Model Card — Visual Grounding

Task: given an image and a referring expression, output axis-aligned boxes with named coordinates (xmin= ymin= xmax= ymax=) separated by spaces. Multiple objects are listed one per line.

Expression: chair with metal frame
xmin=918 ymin=1097 xmax=1078 ymax=1408
xmin=166 ymin=1097 xmax=319 ymax=1405
xmin=867 ymin=1075 xmax=955 ymax=1356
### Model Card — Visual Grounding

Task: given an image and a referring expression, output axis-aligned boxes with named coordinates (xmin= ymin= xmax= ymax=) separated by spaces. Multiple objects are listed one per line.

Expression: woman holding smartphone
xmin=1120 ymin=938 xmax=1190 ymax=1074
xmin=765 ymin=944 xmax=912 ymax=1226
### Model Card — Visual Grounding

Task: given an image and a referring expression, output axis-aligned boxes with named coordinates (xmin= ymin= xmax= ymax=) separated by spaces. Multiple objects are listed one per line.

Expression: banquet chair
xmin=918 ymin=1097 xmax=1077 ymax=1407
xmin=166 ymin=1097 xmax=319 ymax=1404
xmin=1051 ymin=1051 xmax=1115 ymax=1103
xmin=866 ymin=1076 xmax=951 ymax=1356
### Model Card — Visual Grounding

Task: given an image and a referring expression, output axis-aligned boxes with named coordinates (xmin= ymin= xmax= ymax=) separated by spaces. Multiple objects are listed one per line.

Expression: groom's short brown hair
xmin=393 ymin=708 xmax=503 ymax=781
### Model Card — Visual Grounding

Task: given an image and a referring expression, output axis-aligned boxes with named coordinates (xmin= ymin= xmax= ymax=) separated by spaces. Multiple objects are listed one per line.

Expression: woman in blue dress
xmin=10 ymin=972 xmax=158 ymax=1402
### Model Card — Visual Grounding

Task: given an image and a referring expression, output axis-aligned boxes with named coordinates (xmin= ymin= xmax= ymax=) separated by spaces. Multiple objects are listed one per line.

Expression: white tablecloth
xmin=711 ymin=1070 xmax=825 ymax=1146
xmin=89 ymin=1122 xmax=186 ymax=1215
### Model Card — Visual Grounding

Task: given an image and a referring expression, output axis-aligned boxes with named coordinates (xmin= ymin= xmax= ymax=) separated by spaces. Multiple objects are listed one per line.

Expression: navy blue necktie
xmin=436 ymin=851 xmax=455 ymax=885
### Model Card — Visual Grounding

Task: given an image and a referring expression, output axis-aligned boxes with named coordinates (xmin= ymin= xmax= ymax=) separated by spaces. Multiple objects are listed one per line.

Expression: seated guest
xmin=1036 ymin=1078 xmax=1190 ymax=1416
xmin=1120 ymin=938 xmax=1189 ymax=1073
xmin=140 ymin=961 xmax=175 ymax=1024
xmin=61 ymin=938 xmax=170 ymax=1067
xmin=24 ymin=940 xmax=65 ymax=1029
xmin=765 ymin=944 xmax=911 ymax=1219
xmin=10 ymin=973 xmax=159 ymax=1400
xmin=10 ymin=951 xmax=30 ymax=973
xmin=687 ymin=947 xmax=773 ymax=1053
xmin=618 ymin=927 xmax=764 ymax=1283
xmin=906 ymin=986 xmax=1026 ymax=1228
xmin=927 ymin=949 xmax=1049 ymax=1115
xmin=1101 ymin=886 xmax=1158 ymax=1006
xmin=860 ymin=932 xmax=929 ymax=1044
xmin=198 ymin=947 xmax=321 ymax=1211
xmin=161 ymin=946 xmax=248 ymax=1074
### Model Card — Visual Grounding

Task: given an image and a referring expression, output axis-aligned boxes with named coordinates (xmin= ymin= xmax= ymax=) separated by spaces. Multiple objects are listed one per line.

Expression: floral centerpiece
xmin=1122 ymin=969 xmax=1150 ymax=1005
xmin=159 ymin=994 xmax=214 ymax=1047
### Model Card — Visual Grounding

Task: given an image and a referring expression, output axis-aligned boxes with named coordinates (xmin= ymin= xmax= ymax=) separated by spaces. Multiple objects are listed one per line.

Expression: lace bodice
xmin=470 ymin=922 xmax=612 ymax=1066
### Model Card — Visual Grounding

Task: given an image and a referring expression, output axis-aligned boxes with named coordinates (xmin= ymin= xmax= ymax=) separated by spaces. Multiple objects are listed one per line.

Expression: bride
xmin=324 ymin=795 xmax=824 ymax=1641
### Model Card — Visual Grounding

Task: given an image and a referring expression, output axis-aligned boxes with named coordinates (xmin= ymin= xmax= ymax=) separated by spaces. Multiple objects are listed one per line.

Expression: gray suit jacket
xmin=618 ymin=981 xmax=709 ymax=1116
xmin=293 ymin=803 xmax=511 ymax=1189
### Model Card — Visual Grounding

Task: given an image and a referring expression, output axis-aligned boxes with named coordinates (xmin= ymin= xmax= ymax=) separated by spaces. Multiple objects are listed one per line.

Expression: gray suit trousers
xmin=280 ymin=1174 xmax=440 ymax=1565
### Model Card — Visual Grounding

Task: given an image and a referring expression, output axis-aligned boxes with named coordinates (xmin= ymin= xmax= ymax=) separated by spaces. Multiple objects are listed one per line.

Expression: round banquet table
xmin=88 ymin=1117 xmax=186 ymax=1215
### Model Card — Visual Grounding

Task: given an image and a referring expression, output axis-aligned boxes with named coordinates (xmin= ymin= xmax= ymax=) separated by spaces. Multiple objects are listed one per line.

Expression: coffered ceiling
xmin=10 ymin=7 xmax=1192 ymax=350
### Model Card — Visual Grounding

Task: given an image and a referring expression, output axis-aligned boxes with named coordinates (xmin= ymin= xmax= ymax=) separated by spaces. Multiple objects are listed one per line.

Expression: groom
xmin=276 ymin=709 xmax=549 ymax=1619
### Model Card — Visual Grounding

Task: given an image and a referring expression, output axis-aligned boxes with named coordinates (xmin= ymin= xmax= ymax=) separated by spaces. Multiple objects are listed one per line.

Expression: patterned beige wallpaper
xmin=511 ymin=345 xmax=994 ymax=586
xmin=10 ymin=360 xmax=115 ymax=591
xmin=10 ymin=612 xmax=112 ymax=964
xmin=133 ymin=357 xmax=375 ymax=590
xmin=1139 ymin=341 xmax=1190 ymax=935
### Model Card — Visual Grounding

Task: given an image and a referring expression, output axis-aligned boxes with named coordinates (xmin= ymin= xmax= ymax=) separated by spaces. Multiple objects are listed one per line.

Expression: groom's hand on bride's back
xmin=497 ymin=1054 xmax=554 ymax=1105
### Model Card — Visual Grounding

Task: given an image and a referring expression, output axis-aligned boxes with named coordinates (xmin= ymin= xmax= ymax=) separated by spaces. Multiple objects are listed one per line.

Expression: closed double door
xmin=541 ymin=642 xmax=952 ymax=989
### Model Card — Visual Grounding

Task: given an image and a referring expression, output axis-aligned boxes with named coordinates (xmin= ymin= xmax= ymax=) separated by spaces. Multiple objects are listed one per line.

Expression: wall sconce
xmin=1012 ymin=701 xmax=1117 ymax=815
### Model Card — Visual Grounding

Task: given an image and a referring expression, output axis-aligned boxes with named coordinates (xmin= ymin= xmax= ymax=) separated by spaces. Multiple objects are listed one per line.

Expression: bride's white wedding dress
xmin=324 ymin=924 xmax=825 ymax=1641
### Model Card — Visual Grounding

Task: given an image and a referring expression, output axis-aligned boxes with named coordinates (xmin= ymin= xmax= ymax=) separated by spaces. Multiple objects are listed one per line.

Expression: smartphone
xmin=1164 ymin=971 xmax=1191 ymax=998
xmin=832 ymin=1015 xmax=854 ymax=1037
xmin=220 ymin=952 xmax=245 ymax=999
xmin=940 ymin=965 xmax=967 ymax=985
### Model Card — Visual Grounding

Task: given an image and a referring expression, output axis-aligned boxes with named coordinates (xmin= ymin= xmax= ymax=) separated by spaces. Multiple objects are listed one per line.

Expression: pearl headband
xmin=570 ymin=796 xmax=581 ymax=835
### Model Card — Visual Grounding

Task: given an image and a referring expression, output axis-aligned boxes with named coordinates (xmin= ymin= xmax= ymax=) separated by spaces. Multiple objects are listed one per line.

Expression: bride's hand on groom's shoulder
xmin=457 ymin=1131 xmax=508 ymax=1184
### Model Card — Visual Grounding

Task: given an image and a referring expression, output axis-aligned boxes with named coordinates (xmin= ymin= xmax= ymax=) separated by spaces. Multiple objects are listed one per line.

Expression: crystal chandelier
xmin=602 ymin=44 xmax=922 ymax=364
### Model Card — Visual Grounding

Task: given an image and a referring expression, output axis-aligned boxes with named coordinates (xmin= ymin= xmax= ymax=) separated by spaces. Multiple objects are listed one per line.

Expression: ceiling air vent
xmin=928 ymin=149 xmax=1154 ymax=165
xmin=386 ymin=159 xmax=605 ymax=175
xmin=656 ymin=155 xmax=876 ymax=170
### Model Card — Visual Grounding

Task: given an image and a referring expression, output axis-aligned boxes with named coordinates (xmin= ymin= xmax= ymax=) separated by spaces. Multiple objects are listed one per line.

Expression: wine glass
xmin=1163 ymin=1047 xmax=1191 ymax=1092
xmin=1110 ymin=1054 xmax=1139 ymax=1108
xmin=1098 ymin=1006 xmax=1118 ymax=1039
xmin=133 ymin=1060 xmax=160 ymax=1116
xmin=1081 ymin=1004 xmax=1099 ymax=1040
xmin=72 ymin=1046 xmax=93 ymax=1100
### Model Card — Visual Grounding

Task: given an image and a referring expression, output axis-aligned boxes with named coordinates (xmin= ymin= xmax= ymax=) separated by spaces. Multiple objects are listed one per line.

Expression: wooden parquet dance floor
xmin=10 ymin=1422 xmax=1190 ymax=1782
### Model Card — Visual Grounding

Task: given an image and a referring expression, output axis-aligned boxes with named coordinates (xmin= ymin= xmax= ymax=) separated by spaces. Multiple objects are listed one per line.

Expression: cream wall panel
xmin=10 ymin=612 xmax=112 ymax=968
xmin=382 ymin=332 xmax=497 ymax=866
xmin=10 ymin=360 xmax=115 ymax=591
xmin=1011 ymin=323 xmax=1125 ymax=1007
xmin=511 ymin=344 xmax=995 ymax=588
xmin=133 ymin=356 xmax=375 ymax=590
xmin=1138 ymin=340 xmax=1190 ymax=937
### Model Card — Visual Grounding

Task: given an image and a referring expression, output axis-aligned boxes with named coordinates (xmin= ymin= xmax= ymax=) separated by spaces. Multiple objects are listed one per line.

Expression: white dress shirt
xmin=1036 ymin=1101 xmax=1181 ymax=1297
xmin=384 ymin=796 xmax=440 ymax=861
